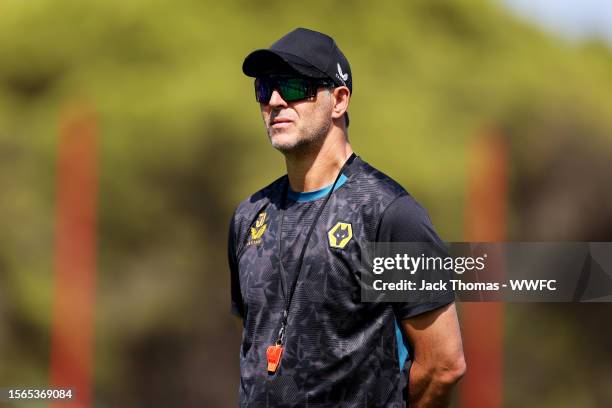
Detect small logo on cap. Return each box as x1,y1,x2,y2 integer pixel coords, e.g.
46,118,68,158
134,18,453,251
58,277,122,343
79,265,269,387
337,63,349,82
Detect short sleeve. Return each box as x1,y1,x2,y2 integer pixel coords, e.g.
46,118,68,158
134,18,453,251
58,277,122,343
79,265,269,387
228,213,245,318
375,194,455,320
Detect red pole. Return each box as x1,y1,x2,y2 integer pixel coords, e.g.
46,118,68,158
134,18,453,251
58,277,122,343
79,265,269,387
49,101,98,408
459,130,507,408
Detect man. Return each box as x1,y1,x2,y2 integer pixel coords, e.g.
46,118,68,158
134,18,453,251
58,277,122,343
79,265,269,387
228,28,465,407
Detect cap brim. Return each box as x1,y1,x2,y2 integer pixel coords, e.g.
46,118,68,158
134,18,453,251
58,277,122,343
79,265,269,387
242,49,328,79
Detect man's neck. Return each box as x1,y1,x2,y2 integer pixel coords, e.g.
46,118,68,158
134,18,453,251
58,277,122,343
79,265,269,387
284,131,353,193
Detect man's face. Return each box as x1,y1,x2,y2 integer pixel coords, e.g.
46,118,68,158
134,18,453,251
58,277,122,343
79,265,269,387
258,77,334,154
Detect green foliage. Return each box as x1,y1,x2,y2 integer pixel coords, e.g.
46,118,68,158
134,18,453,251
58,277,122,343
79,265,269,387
1,0,611,405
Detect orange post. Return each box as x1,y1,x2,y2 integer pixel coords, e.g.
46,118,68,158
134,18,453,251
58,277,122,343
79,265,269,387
459,130,507,408
49,101,98,408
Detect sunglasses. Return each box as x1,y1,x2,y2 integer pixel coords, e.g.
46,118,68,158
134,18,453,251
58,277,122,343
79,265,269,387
254,76,335,104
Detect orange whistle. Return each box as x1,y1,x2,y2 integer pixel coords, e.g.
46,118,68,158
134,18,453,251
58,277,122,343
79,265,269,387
266,345,284,373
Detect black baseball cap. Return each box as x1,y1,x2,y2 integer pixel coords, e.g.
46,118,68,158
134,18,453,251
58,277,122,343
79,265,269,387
242,28,353,93
243,28,352,94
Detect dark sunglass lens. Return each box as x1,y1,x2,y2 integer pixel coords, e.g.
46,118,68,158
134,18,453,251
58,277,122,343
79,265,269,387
254,78,272,103
255,77,327,103
277,78,308,102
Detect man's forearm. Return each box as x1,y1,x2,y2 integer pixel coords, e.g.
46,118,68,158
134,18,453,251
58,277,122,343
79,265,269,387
408,359,462,408
401,303,465,407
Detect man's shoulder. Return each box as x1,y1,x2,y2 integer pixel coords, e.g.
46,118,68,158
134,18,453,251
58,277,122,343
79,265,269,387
350,157,408,202
232,175,285,221
354,159,441,242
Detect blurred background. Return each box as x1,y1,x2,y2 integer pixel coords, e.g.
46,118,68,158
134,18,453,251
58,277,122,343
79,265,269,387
1,0,611,406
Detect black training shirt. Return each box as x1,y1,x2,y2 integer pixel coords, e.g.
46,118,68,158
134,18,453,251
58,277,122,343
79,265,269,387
228,155,454,407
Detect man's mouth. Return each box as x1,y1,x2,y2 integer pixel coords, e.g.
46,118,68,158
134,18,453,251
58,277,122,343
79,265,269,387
271,117,293,128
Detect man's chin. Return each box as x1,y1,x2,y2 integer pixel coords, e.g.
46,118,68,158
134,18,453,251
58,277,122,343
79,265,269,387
271,140,300,154
268,129,324,154
269,132,300,152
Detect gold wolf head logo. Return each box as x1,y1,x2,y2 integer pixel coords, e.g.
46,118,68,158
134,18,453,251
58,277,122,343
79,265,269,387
327,222,353,249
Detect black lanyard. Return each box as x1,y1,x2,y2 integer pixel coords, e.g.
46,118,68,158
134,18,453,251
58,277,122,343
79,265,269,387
274,153,356,346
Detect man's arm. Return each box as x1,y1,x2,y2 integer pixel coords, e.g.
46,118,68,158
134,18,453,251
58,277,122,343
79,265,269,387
228,212,245,327
401,302,465,408
375,194,465,404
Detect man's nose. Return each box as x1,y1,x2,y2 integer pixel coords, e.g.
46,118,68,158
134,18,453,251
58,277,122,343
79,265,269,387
268,89,288,107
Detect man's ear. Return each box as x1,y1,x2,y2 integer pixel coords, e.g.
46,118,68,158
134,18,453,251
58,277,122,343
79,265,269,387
331,87,350,120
